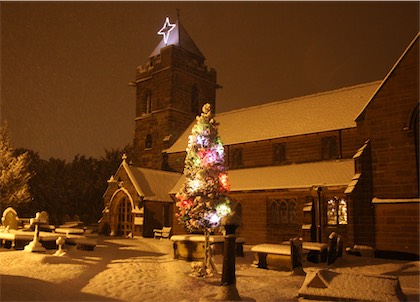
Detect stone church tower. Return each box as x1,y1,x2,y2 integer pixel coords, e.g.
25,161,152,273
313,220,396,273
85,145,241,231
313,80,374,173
132,17,218,169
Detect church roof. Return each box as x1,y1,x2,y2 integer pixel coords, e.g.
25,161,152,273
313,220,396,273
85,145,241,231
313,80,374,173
170,159,354,194
166,81,381,153
149,20,204,59
122,162,180,202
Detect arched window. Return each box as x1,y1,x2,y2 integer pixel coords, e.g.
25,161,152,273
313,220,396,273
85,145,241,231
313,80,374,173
269,201,279,225
191,85,199,114
268,199,298,225
144,91,152,114
289,199,297,224
327,196,347,225
145,134,152,149
279,200,288,224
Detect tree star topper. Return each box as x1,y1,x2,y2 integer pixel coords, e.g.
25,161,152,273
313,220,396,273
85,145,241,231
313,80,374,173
158,17,176,45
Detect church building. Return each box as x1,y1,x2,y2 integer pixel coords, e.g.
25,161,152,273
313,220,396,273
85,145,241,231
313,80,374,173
100,16,419,257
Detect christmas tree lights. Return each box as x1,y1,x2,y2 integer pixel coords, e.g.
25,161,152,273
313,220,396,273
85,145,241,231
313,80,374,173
176,103,231,233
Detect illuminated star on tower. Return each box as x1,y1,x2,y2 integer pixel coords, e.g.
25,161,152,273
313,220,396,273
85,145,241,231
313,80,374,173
158,17,176,45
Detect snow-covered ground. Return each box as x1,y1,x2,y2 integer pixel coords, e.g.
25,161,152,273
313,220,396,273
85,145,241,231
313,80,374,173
0,236,418,302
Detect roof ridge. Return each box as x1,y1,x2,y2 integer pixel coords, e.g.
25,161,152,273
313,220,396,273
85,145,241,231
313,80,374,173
132,166,180,175
216,81,381,117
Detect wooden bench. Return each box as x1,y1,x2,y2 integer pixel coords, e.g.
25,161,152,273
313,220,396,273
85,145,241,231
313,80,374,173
75,238,97,251
0,230,59,250
251,239,302,271
153,227,172,239
171,234,245,261
55,227,85,235
327,232,342,265
302,241,328,263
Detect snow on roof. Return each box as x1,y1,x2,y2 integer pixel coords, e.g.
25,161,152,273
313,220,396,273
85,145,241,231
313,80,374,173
125,166,180,202
167,81,381,153
170,159,354,194
150,20,204,59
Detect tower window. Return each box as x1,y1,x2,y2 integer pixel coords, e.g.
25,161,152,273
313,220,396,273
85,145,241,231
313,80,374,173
191,85,199,114
321,136,337,160
144,91,152,114
145,134,152,149
273,143,286,164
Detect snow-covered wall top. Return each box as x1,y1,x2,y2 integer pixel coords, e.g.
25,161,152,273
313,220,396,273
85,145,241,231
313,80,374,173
170,159,354,194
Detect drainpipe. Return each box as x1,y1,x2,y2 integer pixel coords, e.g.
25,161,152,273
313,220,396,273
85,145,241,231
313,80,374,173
316,186,323,243
338,130,343,159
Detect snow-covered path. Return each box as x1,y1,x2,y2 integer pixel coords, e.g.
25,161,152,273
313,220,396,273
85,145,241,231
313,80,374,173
0,236,418,302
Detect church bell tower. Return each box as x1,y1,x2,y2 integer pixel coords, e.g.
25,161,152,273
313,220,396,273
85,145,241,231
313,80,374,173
132,16,218,169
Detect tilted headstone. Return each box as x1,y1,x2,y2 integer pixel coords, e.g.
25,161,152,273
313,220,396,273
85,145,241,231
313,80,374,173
38,211,49,224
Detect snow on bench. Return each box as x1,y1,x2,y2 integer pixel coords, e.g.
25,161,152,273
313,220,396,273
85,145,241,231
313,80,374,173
0,230,59,250
251,240,302,271
302,241,328,263
171,234,245,261
251,243,292,255
55,227,85,235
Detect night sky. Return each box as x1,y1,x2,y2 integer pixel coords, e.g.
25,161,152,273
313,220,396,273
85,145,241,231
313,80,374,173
1,2,418,161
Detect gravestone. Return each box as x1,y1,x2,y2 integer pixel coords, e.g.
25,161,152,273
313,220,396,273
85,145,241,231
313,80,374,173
299,269,406,301
2,208,19,230
38,211,49,224
23,212,46,253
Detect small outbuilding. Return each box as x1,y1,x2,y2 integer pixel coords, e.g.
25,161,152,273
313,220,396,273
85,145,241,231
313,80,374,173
100,155,180,237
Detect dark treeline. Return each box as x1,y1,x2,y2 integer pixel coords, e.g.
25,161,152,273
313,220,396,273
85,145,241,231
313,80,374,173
13,145,133,225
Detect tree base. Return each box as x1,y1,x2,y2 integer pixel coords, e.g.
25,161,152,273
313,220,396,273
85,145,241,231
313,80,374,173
190,261,215,278
200,284,256,302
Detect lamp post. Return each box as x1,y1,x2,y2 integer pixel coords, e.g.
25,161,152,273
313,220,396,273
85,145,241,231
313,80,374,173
216,213,242,301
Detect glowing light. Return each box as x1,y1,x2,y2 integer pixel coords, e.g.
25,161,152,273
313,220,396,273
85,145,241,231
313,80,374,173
209,213,220,224
189,179,203,191
196,135,209,147
218,173,230,191
204,212,221,227
179,198,192,208
216,202,231,217
158,17,176,45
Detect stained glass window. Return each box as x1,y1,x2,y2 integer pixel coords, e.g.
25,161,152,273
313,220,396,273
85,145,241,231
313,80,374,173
327,196,347,225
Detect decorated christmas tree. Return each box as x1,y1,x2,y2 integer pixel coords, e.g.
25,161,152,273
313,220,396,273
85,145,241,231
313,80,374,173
176,103,231,275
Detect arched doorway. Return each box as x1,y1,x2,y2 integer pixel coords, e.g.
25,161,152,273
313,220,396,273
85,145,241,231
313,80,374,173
116,197,133,237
